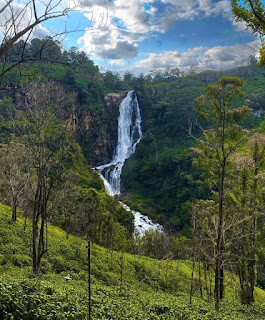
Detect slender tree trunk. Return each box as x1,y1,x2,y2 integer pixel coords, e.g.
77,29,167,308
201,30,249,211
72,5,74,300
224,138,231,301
199,259,203,298
249,213,256,304
249,170,258,304
215,164,225,312
190,257,196,305
220,239,224,300
37,216,45,273
32,215,38,273
23,215,28,231
190,216,196,305
204,263,210,300
12,196,17,222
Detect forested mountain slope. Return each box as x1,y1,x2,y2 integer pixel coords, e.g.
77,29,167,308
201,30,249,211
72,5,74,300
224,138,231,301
123,63,265,232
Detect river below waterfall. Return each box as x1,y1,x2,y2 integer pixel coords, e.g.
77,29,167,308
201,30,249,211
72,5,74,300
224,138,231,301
96,91,163,235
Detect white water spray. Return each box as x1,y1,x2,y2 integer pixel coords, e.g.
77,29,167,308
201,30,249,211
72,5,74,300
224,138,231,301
97,90,142,195
97,91,162,235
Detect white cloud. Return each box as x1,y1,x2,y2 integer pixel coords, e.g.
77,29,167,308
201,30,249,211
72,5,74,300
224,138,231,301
109,59,125,66
0,0,70,43
116,40,261,75
80,0,157,33
124,48,202,74
0,0,32,34
78,23,139,59
78,0,159,59
232,19,248,32
158,0,232,21
201,40,260,70
77,0,254,61
32,24,51,39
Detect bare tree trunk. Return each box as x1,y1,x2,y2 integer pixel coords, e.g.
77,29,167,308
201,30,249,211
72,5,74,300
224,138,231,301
199,259,203,298
249,170,258,304
190,216,196,305
32,215,38,273
215,164,225,312
37,216,45,273
204,263,210,300
11,195,17,222
249,214,256,304
190,257,196,305
23,215,28,231
220,239,224,300
117,252,125,292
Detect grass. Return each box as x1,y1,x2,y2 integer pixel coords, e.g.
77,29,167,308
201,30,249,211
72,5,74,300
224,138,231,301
0,203,265,319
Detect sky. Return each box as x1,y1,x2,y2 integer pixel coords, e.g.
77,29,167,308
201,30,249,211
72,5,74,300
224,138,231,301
68,0,262,75
2,0,263,75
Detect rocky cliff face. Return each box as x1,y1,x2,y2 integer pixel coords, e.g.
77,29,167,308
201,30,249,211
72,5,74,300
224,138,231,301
94,92,127,165
73,92,127,166
104,92,126,107
7,87,127,167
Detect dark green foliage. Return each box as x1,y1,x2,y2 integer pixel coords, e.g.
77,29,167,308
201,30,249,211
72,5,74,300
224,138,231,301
123,64,265,233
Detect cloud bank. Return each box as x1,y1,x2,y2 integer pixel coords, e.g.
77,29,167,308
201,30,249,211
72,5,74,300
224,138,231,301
119,40,260,75
76,0,256,73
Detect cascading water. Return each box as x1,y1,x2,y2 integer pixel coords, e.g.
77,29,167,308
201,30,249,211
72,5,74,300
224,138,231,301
97,91,163,235
97,90,142,195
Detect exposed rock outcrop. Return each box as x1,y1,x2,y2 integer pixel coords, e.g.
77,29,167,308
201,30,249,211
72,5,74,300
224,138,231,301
75,92,128,166
104,92,127,107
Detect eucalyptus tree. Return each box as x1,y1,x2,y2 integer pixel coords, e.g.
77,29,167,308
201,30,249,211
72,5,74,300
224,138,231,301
0,141,29,221
225,133,265,304
22,80,73,273
193,76,252,312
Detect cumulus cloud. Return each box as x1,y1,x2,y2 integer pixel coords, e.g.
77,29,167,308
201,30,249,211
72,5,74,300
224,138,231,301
0,0,31,32
78,23,139,59
32,24,51,39
80,0,157,33
158,0,232,22
200,40,260,70
125,48,203,74
117,40,261,75
78,0,159,59
109,59,125,66
77,0,254,61
97,41,138,60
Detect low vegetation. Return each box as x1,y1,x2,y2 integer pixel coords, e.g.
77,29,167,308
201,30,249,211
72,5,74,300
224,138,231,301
0,203,265,319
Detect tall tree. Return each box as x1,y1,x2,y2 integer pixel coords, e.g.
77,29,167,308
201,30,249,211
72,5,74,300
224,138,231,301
194,76,252,311
226,133,265,304
0,141,29,221
22,80,73,273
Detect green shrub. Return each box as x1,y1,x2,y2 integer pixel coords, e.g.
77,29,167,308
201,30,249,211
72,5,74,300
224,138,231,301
11,254,31,267
0,254,7,265
41,259,52,274
49,256,68,273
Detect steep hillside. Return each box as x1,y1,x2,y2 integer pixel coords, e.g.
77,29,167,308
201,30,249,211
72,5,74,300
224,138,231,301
122,64,265,232
1,203,265,319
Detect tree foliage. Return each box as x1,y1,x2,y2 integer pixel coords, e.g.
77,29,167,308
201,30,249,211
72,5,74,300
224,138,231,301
193,76,252,311
232,0,265,65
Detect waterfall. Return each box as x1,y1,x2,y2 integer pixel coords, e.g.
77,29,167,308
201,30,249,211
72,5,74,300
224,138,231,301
97,90,142,195
97,91,163,235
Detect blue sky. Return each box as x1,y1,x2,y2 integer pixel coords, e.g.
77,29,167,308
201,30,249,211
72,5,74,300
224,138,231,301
42,0,261,75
